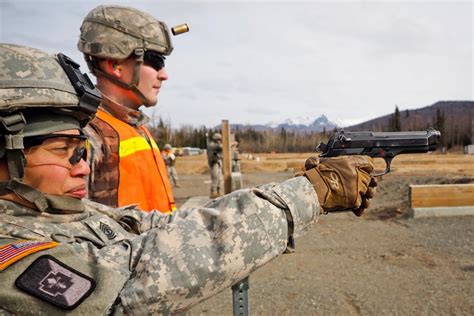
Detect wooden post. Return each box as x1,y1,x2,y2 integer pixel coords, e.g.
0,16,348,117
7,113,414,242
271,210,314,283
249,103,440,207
222,120,232,194
222,120,250,315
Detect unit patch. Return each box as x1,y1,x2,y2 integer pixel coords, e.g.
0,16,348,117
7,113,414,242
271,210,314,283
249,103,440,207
15,255,96,310
0,240,58,271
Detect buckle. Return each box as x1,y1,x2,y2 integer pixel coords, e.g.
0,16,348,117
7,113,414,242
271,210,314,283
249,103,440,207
0,113,26,133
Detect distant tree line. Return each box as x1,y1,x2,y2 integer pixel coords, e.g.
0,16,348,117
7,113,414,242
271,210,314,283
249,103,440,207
388,106,472,149
148,117,210,149
147,117,330,153
148,106,472,153
233,127,329,153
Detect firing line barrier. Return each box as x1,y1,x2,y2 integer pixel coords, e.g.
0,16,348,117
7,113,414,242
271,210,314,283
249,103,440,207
409,184,474,218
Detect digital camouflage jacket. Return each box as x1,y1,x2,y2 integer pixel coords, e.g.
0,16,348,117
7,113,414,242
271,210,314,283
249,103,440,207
0,176,319,315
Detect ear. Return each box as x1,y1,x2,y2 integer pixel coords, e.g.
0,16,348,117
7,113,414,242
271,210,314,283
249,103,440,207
102,60,123,78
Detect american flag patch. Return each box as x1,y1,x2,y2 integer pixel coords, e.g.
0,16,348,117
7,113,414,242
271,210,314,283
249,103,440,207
0,240,58,271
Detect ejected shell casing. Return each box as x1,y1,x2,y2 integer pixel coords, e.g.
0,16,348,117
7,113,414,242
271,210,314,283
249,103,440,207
171,23,189,36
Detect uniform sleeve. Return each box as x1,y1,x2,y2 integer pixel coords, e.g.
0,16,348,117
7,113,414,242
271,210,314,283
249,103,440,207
113,176,320,314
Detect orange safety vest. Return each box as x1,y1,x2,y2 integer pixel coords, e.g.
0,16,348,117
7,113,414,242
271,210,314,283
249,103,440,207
93,109,176,213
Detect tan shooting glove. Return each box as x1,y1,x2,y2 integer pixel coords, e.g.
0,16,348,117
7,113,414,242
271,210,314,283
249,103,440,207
303,156,377,216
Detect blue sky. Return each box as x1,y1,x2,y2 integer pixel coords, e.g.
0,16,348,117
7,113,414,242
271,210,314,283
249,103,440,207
1,0,472,128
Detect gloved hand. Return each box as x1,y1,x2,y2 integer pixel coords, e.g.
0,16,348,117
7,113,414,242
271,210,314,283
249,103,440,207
303,156,377,216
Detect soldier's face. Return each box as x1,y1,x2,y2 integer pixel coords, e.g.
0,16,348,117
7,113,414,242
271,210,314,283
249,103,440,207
138,63,168,107
121,58,168,108
23,130,90,199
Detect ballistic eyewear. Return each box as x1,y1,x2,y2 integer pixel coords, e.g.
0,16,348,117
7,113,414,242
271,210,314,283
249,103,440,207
24,134,89,165
144,51,166,72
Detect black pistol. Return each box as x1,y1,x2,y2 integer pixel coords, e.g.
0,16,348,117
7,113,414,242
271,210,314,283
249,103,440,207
317,128,441,176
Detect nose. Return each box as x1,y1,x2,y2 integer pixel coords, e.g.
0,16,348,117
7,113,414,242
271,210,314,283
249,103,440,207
70,158,90,178
158,68,168,81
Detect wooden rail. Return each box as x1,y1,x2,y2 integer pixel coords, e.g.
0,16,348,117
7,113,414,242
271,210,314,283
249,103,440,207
409,184,474,218
409,184,474,208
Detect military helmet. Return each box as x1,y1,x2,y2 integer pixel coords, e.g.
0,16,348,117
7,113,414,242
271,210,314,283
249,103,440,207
0,44,100,130
212,133,222,141
0,43,101,213
78,5,173,60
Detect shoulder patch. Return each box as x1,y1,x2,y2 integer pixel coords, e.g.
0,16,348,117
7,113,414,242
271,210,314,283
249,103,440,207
0,240,58,271
15,255,96,310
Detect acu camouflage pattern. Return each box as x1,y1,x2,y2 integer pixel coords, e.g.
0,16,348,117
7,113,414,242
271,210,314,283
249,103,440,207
0,176,320,314
78,5,173,60
207,140,224,194
207,140,223,166
0,44,79,113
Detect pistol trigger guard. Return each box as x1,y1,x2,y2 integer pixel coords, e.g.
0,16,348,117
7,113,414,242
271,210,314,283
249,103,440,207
371,157,393,177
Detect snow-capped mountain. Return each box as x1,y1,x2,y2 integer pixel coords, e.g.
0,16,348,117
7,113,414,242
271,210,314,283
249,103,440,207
230,115,338,133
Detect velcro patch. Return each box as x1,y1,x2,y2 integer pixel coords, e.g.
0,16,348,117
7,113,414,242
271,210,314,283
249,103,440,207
0,240,58,271
15,255,96,310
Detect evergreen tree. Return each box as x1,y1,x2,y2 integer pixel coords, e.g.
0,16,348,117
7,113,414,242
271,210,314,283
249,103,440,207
389,105,401,131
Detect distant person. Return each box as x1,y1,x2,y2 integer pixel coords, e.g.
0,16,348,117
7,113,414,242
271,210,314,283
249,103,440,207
162,144,181,188
207,133,224,198
78,5,180,212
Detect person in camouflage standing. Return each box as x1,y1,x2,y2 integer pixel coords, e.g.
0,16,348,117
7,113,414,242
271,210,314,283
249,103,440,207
77,5,185,213
162,144,180,188
207,132,224,198
0,44,377,314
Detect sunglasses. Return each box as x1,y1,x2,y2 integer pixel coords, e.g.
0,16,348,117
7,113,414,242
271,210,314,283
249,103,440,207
24,134,89,166
143,51,166,72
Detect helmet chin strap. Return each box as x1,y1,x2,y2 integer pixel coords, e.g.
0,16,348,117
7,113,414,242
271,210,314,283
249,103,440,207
85,49,155,107
0,116,85,214
0,179,84,214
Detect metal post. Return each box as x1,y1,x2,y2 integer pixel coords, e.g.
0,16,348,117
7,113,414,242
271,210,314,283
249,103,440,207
232,277,250,316
222,120,250,315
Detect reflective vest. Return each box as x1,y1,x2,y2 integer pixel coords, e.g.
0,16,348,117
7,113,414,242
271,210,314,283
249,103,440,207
88,109,176,213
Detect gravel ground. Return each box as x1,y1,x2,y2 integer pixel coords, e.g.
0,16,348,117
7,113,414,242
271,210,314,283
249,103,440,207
172,172,474,315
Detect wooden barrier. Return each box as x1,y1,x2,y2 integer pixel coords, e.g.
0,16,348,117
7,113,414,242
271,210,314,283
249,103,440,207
409,184,474,218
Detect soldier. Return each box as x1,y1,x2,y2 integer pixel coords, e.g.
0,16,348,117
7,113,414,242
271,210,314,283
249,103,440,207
162,144,180,188
77,5,180,212
0,44,376,314
207,132,224,198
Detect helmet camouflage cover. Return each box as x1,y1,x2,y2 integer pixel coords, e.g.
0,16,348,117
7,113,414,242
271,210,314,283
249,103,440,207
78,5,173,60
1,45,81,113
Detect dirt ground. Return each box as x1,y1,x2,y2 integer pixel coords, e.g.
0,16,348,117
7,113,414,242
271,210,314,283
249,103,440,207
171,153,474,315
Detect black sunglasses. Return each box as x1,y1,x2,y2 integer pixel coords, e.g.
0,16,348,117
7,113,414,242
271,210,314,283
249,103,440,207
143,51,166,72
24,134,89,165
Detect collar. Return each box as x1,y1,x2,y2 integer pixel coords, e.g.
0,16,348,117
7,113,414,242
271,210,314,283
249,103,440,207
99,92,150,127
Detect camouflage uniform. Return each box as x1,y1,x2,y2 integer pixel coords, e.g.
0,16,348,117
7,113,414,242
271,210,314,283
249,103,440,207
0,29,377,316
0,42,322,315
162,145,179,187
1,177,320,314
78,5,180,211
207,136,224,197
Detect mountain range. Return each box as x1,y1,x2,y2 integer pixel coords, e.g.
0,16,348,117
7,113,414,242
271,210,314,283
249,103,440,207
231,114,337,133
230,101,474,136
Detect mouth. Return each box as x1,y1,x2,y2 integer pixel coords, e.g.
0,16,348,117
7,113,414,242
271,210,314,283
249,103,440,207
66,185,87,199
